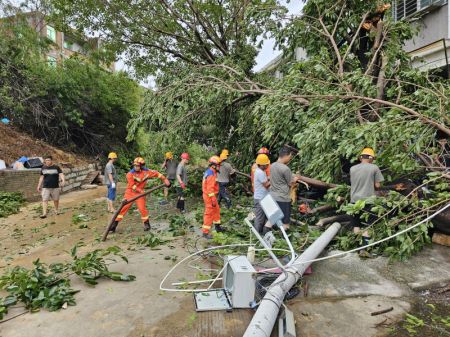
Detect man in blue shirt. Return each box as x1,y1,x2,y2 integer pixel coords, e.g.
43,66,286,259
253,154,271,233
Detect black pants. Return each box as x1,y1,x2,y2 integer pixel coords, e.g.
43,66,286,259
218,182,231,209
352,205,377,228
176,187,185,211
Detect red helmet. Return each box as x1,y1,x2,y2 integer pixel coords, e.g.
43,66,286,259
181,152,190,160
208,155,221,165
257,147,270,155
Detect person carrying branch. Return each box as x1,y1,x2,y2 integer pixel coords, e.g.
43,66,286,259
109,157,170,233
202,155,225,239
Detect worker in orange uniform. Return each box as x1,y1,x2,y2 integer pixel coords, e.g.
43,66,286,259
202,155,225,239
251,147,271,191
109,157,171,233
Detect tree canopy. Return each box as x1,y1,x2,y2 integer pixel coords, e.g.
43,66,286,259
49,0,287,76
0,6,141,155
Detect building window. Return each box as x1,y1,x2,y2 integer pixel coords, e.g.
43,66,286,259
394,0,447,20
63,40,73,50
47,25,56,42
47,56,57,67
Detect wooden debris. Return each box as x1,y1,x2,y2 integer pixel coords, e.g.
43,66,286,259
432,233,450,247
371,307,393,316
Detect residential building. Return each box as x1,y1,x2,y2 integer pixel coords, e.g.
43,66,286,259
260,2,449,77
5,11,114,71
393,0,449,76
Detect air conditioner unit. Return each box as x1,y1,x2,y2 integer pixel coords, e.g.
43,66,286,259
222,255,256,308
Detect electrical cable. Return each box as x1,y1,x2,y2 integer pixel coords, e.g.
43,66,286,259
262,202,450,272
160,202,449,293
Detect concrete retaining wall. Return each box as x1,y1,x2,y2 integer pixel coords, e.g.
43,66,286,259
0,163,99,201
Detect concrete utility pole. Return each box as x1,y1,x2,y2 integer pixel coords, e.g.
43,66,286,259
243,222,342,337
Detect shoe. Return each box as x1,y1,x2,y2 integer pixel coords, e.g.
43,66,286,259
40,214,47,219
263,231,276,248
358,250,375,258
109,221,119,233
180,209,186,214
143,221,151,231
214,224,226,233
202,233,213,239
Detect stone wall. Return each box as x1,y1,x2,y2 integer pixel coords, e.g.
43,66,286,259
0,163,99,201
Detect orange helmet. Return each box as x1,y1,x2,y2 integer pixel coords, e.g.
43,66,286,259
257,147,270,155
181,152,190,160
133,157,145,166
208,155,221,166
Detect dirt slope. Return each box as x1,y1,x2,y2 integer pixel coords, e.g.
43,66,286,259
0,124,90,166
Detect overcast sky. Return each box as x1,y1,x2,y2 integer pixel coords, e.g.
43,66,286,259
253,0,304,71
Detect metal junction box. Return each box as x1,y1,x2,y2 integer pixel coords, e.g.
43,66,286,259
222,256,256,308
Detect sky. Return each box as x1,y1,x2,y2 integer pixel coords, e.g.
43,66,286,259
253,1,304,71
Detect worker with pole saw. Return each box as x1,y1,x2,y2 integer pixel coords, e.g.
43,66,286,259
202,155,226,239
108,157,170,233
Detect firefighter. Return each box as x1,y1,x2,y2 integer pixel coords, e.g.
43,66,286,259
251,147,271,191
202,155,225,239
109,157,170,233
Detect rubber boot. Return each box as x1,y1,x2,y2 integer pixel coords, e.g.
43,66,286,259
214,224,226,233
225,197,232,209
202,232,213,239
143,220,151,231
109,221,119,233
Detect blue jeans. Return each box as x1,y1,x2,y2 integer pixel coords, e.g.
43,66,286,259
107,184,116,201
218,182,231,209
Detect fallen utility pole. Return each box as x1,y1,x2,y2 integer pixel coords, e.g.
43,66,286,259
102,184,165,241
243,222,341,337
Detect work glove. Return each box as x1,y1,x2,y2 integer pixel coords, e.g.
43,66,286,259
132,184,137,192
211,196,217,208
180,182,186,190
164,179,171,187
111,182,116,189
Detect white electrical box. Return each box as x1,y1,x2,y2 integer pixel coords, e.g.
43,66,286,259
223,256,256,308
260,194,284,225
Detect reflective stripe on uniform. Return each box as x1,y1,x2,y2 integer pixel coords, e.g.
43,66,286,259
208,193,215,197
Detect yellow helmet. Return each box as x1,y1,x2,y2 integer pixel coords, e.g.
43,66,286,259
256,154,270,166
165,152,173,159
108,152,118,159
219,153,228,161
361,147,376,158
221,149,229,156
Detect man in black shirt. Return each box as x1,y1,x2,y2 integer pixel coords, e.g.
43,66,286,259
37,155,65,218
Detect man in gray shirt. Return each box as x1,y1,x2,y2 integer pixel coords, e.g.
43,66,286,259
161,152,178,205
176,152,190,213
350,147,384,256
104,152,118,213
264,147,300,234
217,151,235,209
